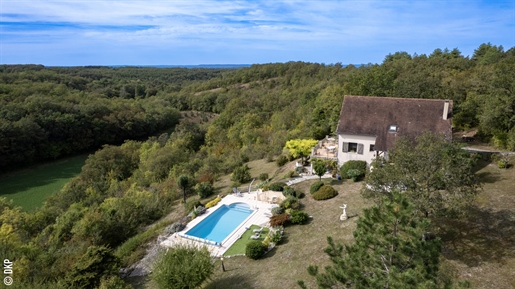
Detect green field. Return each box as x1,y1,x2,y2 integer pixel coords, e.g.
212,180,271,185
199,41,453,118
0,154,89,211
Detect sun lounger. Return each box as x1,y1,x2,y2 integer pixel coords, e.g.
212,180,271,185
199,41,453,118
232,187,243,197
253,227,263,233
250,233,260,240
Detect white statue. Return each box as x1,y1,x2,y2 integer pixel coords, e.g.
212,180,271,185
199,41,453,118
339,204,348,221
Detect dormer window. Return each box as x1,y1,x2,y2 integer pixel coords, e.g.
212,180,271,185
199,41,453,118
388,125,398,132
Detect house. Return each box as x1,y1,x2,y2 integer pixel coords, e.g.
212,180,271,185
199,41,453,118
336,95,452,165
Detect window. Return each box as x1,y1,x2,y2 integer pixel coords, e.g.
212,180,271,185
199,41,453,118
349,142,358,152
370,144,375,152
389,125,398,132
342,142,364,155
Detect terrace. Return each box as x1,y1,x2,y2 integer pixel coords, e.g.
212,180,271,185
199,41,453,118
311,136,338,161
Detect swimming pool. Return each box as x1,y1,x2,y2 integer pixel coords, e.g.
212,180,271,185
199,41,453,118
184,203,254,244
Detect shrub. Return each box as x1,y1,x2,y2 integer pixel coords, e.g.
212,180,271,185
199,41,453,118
205,197,221,208
310,181,325,194
270,230,283,244
312,185,338,201
276,155,289,167
347,169,362,182
280,196,300,210
498,159,508,169
340,160,367,180
258,173,269,181
283,186,305,199
231,164,252,183
164,222,185,234
269,182,287,191
246,240,266,259
271,206,285,215
269,213,290,227
195,182,214,198
290,210,309,225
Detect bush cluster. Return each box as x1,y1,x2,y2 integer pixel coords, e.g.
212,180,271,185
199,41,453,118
258,173,269,181
269,230,283,244
290,210,309,224
269,182,287,191
195,182,214,198
231,164,252,183
275,155,289,167
310,181,325,194
280,196,300,210
282,186,305,199
269,213,290,227
312,185,338,200
246,240,266,259
164,222,185,234
271,206,285,216
340,160,367,180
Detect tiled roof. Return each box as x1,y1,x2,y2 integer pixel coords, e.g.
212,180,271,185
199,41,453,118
336,96,452,151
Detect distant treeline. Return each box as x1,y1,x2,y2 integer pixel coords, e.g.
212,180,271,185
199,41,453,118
1,43,514,173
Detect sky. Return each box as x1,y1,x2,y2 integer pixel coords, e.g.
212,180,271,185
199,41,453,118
0,0,514,66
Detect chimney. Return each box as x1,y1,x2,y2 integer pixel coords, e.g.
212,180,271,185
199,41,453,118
443,100,449,120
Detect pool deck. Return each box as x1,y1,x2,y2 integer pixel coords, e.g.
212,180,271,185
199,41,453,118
160,192,278,257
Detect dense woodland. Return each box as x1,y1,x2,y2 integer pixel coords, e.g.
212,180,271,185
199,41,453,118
0,43,514,288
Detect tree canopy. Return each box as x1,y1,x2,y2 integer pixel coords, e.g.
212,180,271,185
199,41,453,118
285,139,318,163
363,133,481,217
152,245,214,289
299,192,443,289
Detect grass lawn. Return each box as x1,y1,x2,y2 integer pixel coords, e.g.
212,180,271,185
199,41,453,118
224,225,270,257
134,156,515,289
204,158,515,289
0,154,88,211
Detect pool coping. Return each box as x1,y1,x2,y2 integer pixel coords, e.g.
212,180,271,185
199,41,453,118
161,192,277,257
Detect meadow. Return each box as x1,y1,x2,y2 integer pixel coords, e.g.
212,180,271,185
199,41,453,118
0,154,88,211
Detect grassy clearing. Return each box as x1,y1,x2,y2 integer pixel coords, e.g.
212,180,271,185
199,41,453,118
0,154,88,211
224,225,270,257
436,157,515,289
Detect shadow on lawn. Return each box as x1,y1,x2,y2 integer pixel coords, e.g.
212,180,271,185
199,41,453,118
204,274,254,289
438,206,515,267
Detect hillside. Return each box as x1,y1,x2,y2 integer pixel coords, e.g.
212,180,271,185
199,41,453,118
0,43,514,288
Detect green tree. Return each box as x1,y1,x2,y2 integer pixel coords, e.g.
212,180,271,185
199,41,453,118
312,159,327,181
284,139,318,164
363,133,480,217
177,175,192,204
298,192,442,289
231,164,252,183
152,245,214,289
62,245,120,289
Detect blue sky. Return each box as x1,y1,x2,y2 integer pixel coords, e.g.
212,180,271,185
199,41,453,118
1,0,513,66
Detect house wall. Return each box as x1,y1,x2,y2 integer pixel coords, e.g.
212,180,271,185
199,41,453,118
337,134,377,165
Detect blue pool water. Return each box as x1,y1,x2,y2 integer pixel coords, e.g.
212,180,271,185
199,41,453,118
184,203,254,244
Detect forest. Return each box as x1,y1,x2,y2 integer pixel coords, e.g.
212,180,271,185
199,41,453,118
0,42,514,288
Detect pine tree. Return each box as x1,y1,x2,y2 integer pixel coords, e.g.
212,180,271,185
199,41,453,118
298,192,442,289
